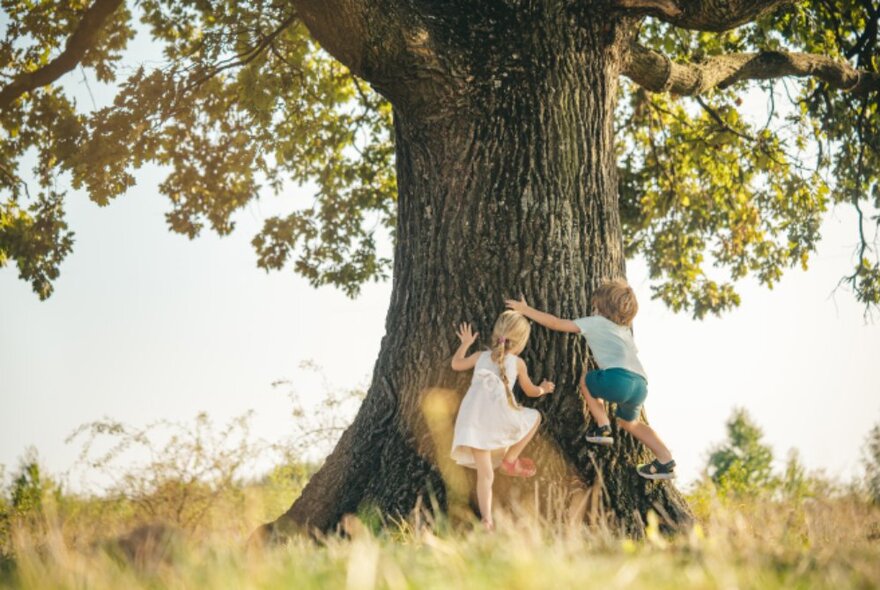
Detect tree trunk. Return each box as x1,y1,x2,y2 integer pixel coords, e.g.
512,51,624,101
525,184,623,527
258,3,691,541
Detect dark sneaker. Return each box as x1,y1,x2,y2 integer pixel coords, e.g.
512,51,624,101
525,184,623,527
585,424,614,446
637,459,676,480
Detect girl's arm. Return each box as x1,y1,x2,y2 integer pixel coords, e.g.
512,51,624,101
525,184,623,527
451,322,482,371
515,358,555,398
505,296,580,333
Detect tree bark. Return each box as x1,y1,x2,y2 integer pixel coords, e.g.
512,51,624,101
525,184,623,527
623,42,880,95
615,0,795,32
257,2,692,541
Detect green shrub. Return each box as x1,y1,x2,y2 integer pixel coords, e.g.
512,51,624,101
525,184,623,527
707,408,777,497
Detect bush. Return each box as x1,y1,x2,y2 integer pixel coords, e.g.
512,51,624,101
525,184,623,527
865,420,880,504
707,408,777,497
66,412,265,533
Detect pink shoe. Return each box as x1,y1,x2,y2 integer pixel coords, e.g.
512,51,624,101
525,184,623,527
500,457,536,478
518,457,536,471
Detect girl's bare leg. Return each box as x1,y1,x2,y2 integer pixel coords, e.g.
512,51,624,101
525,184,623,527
502,413,541,464
472,448,495,529
580,378,610,426
617,419,673,463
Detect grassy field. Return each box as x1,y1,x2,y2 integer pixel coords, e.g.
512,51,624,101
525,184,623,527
2,482,879,590
2,408,878,589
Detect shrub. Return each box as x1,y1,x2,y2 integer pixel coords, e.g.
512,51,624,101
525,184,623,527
865,420,880,504
707,408,777,497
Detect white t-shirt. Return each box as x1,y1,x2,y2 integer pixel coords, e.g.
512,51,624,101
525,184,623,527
573,315,647,380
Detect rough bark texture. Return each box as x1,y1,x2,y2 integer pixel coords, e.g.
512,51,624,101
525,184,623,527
253,1,693,542
623,42,880,95
615,0,795,32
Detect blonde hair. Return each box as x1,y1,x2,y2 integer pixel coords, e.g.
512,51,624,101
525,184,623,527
592,278,639,327
489,311,531,410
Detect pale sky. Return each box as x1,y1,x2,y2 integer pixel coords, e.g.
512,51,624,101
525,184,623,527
1,21,879,488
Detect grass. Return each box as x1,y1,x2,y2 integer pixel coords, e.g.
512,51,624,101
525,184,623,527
2,484,879,590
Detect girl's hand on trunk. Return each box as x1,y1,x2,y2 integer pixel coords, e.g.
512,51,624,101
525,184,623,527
539,380,555,395
456,322,478,347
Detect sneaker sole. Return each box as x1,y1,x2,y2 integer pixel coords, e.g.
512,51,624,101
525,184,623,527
637,472,676,481
585,436,614,445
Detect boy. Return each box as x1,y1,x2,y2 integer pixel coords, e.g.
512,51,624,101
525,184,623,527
505,279,676,480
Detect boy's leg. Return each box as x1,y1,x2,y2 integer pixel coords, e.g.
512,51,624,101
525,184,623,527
580,370,610,426
617,419,673,464
503,413,541,464
472,448,495,528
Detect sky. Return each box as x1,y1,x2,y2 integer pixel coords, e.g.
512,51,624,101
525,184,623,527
1,21,879,490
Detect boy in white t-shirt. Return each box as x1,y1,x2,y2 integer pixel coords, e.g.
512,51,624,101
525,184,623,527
506,279,676,480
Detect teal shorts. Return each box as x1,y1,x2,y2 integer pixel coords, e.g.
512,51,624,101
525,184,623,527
584,368,648,422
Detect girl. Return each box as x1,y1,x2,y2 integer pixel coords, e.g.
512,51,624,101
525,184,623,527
450,310,555,530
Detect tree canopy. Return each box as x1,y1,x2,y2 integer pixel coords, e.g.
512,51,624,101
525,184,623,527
1,0,878,316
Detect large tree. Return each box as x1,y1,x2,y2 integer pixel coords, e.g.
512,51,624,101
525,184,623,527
2,0,878,536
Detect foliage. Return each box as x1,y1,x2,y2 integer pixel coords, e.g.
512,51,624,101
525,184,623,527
780,449,813,501
271,359,366,462
1,1,878,316
65,411,268,531
706,408,777,496
0,365,356,565
700,409,831,503
864,418,880,504
53,362,358,532
618,0,880,316
1,0,394,298
0,449,62,565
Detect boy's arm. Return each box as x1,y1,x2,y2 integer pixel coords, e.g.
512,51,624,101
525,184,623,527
505,296,581,333
515,358,555,398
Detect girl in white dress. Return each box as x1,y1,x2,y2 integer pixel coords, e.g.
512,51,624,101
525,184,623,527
450,310,555,530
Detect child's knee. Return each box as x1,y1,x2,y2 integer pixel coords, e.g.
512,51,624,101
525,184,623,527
478,469,494,485
617,418,637,432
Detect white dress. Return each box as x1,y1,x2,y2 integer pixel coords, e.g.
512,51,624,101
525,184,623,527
450,351,541,469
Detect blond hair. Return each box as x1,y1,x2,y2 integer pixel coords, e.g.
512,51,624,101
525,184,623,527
489,311,531,409
592,278,639,327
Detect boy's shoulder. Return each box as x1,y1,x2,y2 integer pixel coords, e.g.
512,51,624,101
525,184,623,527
575,314,626,332
572,314,602,327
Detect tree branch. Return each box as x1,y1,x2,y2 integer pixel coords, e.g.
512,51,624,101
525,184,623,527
0,0,124,111
182,12,299,95
623,43,880,96
615,0,795,32
290,0,375,79
290,0,444,112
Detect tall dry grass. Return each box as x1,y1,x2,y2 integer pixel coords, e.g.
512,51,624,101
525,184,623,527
2,478,878,590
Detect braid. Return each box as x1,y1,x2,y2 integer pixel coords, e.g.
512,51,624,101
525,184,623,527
491,339,519,410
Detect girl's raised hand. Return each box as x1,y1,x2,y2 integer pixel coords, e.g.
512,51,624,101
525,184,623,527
456,322,479,347
538,380,555,395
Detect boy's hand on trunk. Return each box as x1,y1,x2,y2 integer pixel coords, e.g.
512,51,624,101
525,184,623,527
505,296,530,314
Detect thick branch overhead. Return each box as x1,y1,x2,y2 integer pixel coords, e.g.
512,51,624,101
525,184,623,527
0,0,124,110
623,43,880,95
289,0,419,105
616,0,794,32
290,0,372,78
